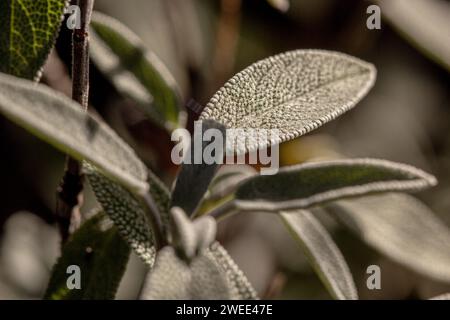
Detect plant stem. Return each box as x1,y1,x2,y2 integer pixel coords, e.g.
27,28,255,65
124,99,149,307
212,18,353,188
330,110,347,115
141,192,167,250
207,200,238,221
56,0,95,243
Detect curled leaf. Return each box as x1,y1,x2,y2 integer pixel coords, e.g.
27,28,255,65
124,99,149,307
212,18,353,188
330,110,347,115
0,72,149,193
233,158,436,212
200,50,376,153
280,210,357,300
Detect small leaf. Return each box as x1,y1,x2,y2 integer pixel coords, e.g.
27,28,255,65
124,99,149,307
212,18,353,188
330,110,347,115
171,120,226,216
85,164,156,266
44,211,130,300
0,0,67,80
205,242,258,300
233,158,436,212
90,11,182,128
280,210,358,300
200,50,376,153
0,72,149,193
140,246,232,300
327,193,450,283
377,0,450,71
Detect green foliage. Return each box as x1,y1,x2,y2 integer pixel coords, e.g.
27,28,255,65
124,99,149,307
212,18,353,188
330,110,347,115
140,246,232,300
0,0,67,80
90,11,182,129
200,50,376,153
233,158,436,212
0,72,149,193
326,193,450,283
44,211,130,300
280,210,357,300
84,164,156,266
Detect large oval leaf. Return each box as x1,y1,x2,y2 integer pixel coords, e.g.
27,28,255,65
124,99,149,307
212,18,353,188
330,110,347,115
326,193,450,283
200,50,376,153
44,211,130,300
0,72,148,193
233,158,436,212
0,0,67,80
280,210,357,300
90,11,182,129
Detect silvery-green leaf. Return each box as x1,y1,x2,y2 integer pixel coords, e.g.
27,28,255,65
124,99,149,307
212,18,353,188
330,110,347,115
327,193,450,283
377,0,450,71
233,158,436,212
90,11,182,128
140,246,231,300
205,242,258,300
170,207,217,260
430,293,450,300
0,0,67,80
280,210,357,300
200,50,376,153
171,120,226,216
85,165,155,266
0,72,149,193
207,165,257,202
45,211,130,300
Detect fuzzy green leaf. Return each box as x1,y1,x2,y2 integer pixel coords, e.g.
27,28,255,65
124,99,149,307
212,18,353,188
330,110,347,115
0,72,149,193
327,193,450,283
85,164,156,266
200,50,376,153
205,242,258,300
0,0,66,80
280,210,357,300
90,11,182,129
140,246,232,300
233,158,436,212
44,212,130,300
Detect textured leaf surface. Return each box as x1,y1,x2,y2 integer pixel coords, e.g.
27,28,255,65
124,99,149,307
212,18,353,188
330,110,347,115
280,210,357,300
85,165,156,266
90,11,181,128
377,0,450,71
140,247,231,300
0,0,66,80
171,120,226,216
45,212,130,300
327,193,450,283
234,158,436,212
0,72,148,193
205,242,258,300
200,50,376,153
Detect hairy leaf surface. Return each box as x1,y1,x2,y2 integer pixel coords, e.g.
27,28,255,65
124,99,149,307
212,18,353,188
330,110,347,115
0,0,67,80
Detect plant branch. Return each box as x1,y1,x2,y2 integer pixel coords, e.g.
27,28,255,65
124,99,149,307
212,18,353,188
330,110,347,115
56,0,95,243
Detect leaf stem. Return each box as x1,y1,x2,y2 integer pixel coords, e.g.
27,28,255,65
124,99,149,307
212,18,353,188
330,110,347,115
141,192,167,250
56,0,95,243
207,200,238,221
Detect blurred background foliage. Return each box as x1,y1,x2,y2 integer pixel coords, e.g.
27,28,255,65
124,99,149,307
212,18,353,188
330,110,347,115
0,0,449,299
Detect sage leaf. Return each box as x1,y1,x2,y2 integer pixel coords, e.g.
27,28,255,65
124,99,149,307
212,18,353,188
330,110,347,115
205,242,258,300
90,11,182,128
280,210,357,300
233,158,436,212
171,120,226,216
85,165,156,266
377,0,450,71
140,246,232,300
0,72,149,193
44,211,130,300
200,50,376,153
0,0,67,80
326,193,450,283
